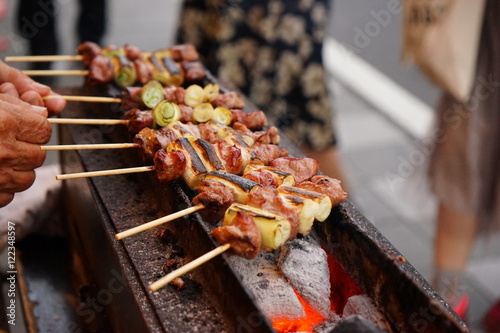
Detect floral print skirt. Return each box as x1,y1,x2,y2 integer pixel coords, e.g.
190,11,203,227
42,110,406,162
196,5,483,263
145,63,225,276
176,0,337,151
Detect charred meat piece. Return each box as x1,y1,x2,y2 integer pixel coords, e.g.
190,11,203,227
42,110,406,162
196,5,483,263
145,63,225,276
247,186,300,238
154,149,187,182
251,145,289,165
179,105,194,123
124,109,154,134
197,123,220,143
88,55,114,84
135,128,162,159
192,178,235,224
181,61,206,82
232,122,279,144
213,141,244,175
134,127,178,159
230,110,268,130
163,86,185,105
211,211,262,260
123,44,142,61
243,165,295,187
270,157,319,183
213,92,245,110
76,41,101,66
170,44,200,62
119,87,143,110
296,175,347,206
133,59,154,85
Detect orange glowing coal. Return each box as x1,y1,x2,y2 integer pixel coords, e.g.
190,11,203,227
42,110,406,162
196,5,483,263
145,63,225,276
271,287,325,333
271,252,364,332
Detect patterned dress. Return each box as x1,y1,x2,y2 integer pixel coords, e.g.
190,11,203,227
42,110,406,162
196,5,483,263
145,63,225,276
176,0,337,151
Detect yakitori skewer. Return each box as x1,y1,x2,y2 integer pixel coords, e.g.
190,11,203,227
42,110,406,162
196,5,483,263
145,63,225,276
147,198,317,291
115,170,337,241
147,162,348,293
10,41,206,87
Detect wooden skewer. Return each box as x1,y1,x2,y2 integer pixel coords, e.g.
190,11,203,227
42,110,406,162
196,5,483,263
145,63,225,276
22,69,89,76
41,143,140,151
48,118,128,125
43,95,122,103
115,204,205,240
148,243,231,292
5,55,83,62
56,166,154,180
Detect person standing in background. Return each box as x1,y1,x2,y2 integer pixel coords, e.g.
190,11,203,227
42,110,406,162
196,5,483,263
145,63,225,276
16,0,107,71
403,1,500,330
176,0,349,185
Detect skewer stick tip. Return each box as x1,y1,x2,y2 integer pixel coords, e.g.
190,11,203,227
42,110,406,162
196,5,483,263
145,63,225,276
55,166,154,180
148,243,231,292
114,204,205,240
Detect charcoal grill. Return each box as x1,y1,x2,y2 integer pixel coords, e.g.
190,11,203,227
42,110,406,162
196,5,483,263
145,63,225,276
41,80,470,333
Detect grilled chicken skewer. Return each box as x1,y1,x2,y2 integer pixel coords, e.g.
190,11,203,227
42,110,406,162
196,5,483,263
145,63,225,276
12,41,206,87
116,163,344,246
148,170,347,292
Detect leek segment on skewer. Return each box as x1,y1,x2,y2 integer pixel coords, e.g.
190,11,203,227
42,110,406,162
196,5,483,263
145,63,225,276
111,54,137,88
140,80,165,108
224,203,291,252
152,100,181,127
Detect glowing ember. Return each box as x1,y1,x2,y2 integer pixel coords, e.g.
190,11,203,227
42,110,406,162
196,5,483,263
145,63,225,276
271,250,364,332
272,287,325,333
327,251,363,314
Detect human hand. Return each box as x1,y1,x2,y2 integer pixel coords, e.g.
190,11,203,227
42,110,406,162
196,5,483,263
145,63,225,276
0,60,66,113
0,94,52,207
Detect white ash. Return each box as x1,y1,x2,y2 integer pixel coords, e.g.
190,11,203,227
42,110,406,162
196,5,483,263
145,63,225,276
343,295,391,331
278,237,332,318
227,252,305,320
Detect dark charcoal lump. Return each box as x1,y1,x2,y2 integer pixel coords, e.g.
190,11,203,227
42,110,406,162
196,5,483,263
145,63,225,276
329,315,389,333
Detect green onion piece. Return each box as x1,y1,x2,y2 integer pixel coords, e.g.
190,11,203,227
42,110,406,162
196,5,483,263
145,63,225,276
114,66,137,88
184,84,205,107
153,101,181,127
192,103,214,123
212,106,232,125
141,80,165,108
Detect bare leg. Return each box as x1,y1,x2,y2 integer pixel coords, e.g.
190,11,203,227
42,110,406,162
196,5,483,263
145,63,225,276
434,201,478,272
300,146,350,192
431,201,478,318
